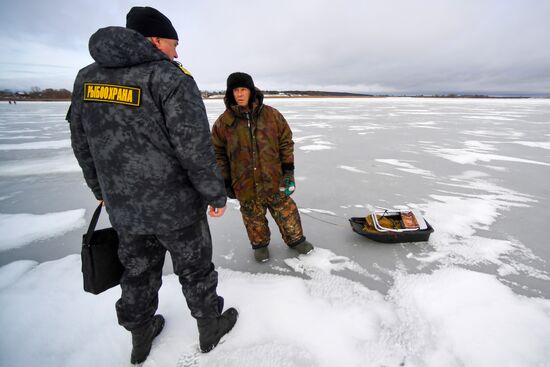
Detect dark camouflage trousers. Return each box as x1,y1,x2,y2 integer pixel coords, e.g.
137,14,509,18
239,192,304,248
115,216,220,331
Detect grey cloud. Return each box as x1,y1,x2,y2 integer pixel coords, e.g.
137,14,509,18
1,0,549,95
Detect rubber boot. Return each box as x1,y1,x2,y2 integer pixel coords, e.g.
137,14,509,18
254,247,270,262
197,308,239,353
291,240,314,255
130,314,165,364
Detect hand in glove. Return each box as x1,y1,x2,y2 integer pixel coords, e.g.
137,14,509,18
280,171,296,196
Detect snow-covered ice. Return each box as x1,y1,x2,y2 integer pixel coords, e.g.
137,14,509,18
1,253,549,367
1,98,550,366
0,139,70,150
376,158,434,177
338,165,368,174
0,154,81,176
0,209,86,251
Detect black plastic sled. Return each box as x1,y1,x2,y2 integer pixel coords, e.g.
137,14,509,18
349,209,434,244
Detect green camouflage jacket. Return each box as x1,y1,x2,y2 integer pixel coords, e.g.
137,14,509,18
212,90,294,202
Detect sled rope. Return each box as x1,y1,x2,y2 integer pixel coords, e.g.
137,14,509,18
300,210,349,228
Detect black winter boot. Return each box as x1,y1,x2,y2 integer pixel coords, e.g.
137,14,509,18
130,314,165,364
197,308,238,353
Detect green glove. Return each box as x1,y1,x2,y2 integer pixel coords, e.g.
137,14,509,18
284,177,296,196
280,173,295,196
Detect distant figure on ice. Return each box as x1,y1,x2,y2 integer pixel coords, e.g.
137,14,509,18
66,6,237,364
212,72,314,262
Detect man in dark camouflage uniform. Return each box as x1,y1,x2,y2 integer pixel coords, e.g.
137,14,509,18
67,7,237,364
212,72,314,262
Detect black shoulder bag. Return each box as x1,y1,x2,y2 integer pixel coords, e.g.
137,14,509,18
81,203,124,294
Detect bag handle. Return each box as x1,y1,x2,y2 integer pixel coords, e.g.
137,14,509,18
84,203,104,246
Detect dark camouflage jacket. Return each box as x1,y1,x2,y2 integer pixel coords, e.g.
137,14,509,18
211,91,294,202
67,26,226,234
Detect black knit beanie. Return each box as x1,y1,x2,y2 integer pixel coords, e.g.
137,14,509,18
225,72,256,107
126,7,178,40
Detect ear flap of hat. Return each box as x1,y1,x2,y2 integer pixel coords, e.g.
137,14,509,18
248,88,257,109
225,88,237,107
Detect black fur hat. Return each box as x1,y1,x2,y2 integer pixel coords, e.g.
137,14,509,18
225,72,256,107
126,7,178,40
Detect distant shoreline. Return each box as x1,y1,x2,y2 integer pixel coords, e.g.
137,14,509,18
205,95,541,100
2,88,549,101
1,95,547,102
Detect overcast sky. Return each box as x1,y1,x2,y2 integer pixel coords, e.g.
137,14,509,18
1,0,549,95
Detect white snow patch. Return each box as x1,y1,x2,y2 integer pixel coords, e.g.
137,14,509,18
338,165,367,174
0,135,40,140
376,159,434,177
452,170,489,180
0,154,81,176
463,115,517,121
299,145,333,151
295,135,334,151
0,209,86,251
284,247,377,279
425,144,550,166
512,141,550,150
1,255,549,366
222,249,235,261
0,129,41,134
0,139,71,150
299,208,337,216
293,134,324,143
406,121,441,129
387,268,550,367
376,171,400,177
464,140,497,151
348,125,385,132
0,192,20,201
0,260,38,290
409,175,547,279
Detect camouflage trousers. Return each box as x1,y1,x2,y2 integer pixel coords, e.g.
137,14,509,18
239,192,305,248
115,216,220,331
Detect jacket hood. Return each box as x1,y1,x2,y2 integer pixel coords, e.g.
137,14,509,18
89,26,168,67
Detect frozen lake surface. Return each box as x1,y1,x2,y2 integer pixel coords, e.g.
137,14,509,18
1,98,550,366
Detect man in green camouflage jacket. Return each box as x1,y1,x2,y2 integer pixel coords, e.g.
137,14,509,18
212,72,314,262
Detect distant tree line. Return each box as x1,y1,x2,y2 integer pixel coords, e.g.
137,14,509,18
1,87,71,101
4,88,365,101
413,93,491,98
201,90,373,98
2,88,535,102
262,90,372,97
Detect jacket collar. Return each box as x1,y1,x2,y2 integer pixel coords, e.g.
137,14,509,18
89,26,168,68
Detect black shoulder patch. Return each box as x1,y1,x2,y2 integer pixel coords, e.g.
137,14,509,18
171,61,193,78
83,83,141,107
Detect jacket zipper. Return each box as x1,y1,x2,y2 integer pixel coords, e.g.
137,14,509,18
246,112,259,191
